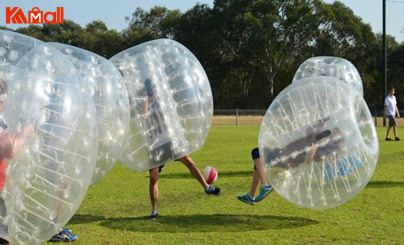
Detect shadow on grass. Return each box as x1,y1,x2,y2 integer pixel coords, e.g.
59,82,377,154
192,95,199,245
158,170,252,180
69,214,317,232
366,180,404,188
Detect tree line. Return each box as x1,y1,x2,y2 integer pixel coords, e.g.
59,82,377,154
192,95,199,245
2,0,403,110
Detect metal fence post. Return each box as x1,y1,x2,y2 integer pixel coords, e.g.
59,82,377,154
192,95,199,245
236,108,239,126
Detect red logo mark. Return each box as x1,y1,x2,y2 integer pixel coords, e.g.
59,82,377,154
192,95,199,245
6,7,64,24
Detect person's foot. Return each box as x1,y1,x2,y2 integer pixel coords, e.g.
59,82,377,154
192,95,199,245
255,185,273,202
395,137,401,141
205,186,221,195
48,231,78,242
149,210,158,220
237,193,254,205
61,227,72,235
386,138,393,141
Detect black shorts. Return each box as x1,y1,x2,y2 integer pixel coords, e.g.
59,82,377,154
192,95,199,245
150,156,186,173
251,148,260,170
251,148,260,160
388,115,397,126
149,164,165,173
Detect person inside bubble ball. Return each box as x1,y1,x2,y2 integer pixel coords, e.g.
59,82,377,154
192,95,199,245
141,78,175,166
0,78,34,245
40,88,78,243
141,78,221,220
237,147,273,205
236,121,343,206
265,119,344,170
384,87,400,141
0,79,75,244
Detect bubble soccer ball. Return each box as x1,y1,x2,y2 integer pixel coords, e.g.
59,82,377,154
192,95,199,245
293,56,363,96
203,166,218,184
0,30,98,244
49,42,130,185
259,77,378,209
110,39,213,172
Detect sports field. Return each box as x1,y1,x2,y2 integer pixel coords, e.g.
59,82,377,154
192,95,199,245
56,122,404,244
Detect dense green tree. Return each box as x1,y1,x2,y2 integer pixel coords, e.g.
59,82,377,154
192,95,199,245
386,41,404,109
1,0,402,110
122,6,182,50
310,1,382,109
167,4,229,107
126,0,404,109
16,20,121,58
80,21,123,58
15,25,44,40
196,0,327,108
17,20,84,44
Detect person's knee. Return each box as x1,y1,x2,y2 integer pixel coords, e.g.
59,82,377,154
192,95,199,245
149,169,159,184
179,156,194,167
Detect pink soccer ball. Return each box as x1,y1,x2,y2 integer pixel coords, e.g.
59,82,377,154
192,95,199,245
203,166,218,184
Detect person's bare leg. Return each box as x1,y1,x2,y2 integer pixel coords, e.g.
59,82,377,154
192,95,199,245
178,155,208,189
248,170,260,197
386,126,392,139
254,158,272,202
254,158,269,185
393,125,399,138
149,167,159,212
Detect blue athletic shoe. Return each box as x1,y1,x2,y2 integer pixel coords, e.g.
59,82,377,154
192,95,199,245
61,227,71,235
255,185,272,202
48,231,78,242
237,193,254,205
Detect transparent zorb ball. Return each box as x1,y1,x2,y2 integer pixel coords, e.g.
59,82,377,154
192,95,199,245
49,42,130,184
293,56,363,96
110,39,213,171
0,30,98,244
259,77,378,209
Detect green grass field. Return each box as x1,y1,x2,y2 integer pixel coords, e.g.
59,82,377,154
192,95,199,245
55,126,404,245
